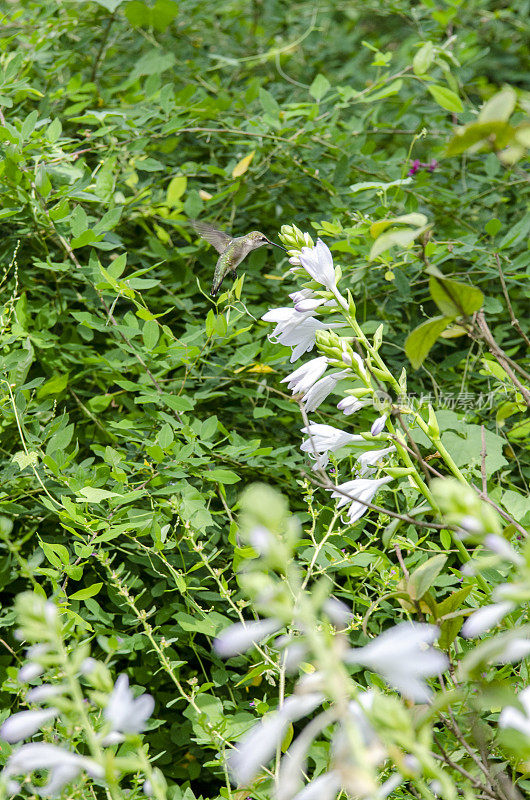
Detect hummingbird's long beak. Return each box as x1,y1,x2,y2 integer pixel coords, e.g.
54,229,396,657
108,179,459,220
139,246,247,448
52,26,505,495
266,238,287,252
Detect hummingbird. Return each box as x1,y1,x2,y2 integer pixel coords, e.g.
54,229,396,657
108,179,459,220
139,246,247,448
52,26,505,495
191,220,286,297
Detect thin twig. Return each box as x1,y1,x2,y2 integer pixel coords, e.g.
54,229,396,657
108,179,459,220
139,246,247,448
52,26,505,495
495,254,530,348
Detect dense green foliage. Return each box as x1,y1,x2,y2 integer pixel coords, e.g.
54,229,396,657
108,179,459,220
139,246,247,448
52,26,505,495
0,1,529,799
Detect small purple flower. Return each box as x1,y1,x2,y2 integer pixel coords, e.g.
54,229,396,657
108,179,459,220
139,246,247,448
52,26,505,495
427,159,438,173
249,700,256,708
408,159,421,176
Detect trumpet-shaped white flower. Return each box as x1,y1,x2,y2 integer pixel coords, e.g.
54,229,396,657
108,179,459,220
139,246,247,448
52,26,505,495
484,534,524,565
499,687,530,738
1,709,58,744
214,618,281,658
301,424,363,469
263,307,337,363
461,601,514,638
291,772,341,800
371,414,388,436
345,622,448,702
104,674,154,735
337,396,366,416
356,446,395,477
282,357,329,395
302,375,338,412
2,742,103,798
228,693,323,785
299,239,336,290
329,476,393,524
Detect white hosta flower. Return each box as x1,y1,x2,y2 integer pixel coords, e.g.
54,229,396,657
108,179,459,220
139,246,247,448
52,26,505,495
26,685,64,703
329,476,393,524
214,618,281,658
300,424,363,465
302,375,337,412
323,597,352,626
248,525,274,556
370,414,388,436
496,638,530,664
462,601,514,638
289,289,314,304
228,693,323,785
0,708,58,744
356,446,395,477
18,663,44,683
484,534,524,565
499,687,530,738
263,307,337,363
337,396,366,416
301,371,349,413
345,622,448,702
291,772,341,800
299,239,336,290
2,742,103,798
104,674,154,735
282,357,329,395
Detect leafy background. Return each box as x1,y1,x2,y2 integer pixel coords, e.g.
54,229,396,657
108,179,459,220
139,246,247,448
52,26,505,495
0,0,529,797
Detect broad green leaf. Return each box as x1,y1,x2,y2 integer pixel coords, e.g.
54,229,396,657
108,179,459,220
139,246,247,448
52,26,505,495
408,554,447,600
309,74,331,101
143,319,159,349
204,468,241,484
427,84,463,113
445,121,513,156
369,227,422,260
70,583,104,600
167,175,187,205
413,41,434,75
428,275,484,317
77,487,120,503
37,373,69,398
405,316,452,369
478,87,516,123
13,451,39,470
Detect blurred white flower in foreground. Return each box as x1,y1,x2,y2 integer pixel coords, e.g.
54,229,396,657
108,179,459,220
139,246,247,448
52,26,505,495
282,357,328,395
346,622,447,702
2,742,103,797
329,476,393,524
1,708,58,744
499,687,530,738
228,693,323,785
462,601,514,638
299,239,336,290
104,674,154,738
214,618,281,658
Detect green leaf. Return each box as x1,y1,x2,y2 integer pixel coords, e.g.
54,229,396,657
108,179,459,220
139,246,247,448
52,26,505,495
37,373,69,398
369,227,422,261
77,487,120,503
405,316,452,369
309,74,331,101
142,319,159,349
445,121,513,156
408,554,447,600
478,87,516,123
427,84,463,113
428,274,484,317
167,175,187,205
70,582,104,600
13,451,39,470
204,468,241,484
413,41,434,75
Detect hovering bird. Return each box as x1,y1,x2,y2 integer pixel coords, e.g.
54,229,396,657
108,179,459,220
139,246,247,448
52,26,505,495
191,220,286,297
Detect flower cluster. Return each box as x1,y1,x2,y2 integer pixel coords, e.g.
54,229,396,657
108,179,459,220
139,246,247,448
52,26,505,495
263,226,396,525
0,593,156,798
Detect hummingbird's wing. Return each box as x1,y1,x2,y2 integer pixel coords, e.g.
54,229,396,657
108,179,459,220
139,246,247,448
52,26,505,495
191,221,231,254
